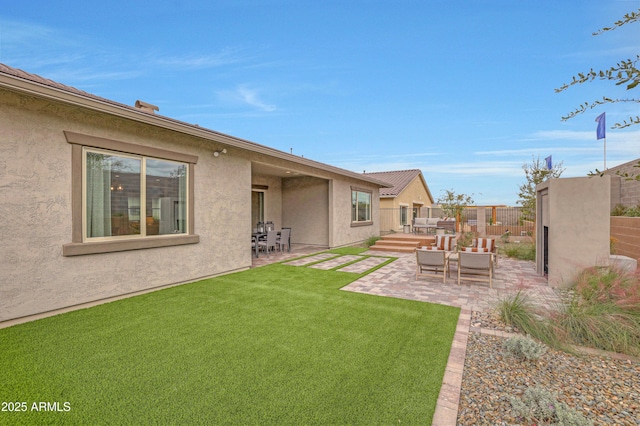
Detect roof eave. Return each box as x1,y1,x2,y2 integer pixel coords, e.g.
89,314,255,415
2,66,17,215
0,72,391,188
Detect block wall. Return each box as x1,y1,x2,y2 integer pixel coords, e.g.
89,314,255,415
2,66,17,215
610,216,640,263
606,159,640,208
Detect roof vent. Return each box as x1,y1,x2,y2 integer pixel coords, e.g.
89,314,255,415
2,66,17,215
134,100,159,114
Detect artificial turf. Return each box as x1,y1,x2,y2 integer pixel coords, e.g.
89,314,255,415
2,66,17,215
0,262,460,425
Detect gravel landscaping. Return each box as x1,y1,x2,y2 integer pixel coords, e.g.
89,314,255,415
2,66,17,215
458,311,640,425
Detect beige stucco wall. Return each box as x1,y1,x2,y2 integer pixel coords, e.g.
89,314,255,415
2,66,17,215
536,177,610,288
379,176,431,232
282,176,329,246
390,177,432,210
0,88,254,322
329,179,380,247
0,88,385,323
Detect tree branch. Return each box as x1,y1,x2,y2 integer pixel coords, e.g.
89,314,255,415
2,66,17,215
592,9,640,35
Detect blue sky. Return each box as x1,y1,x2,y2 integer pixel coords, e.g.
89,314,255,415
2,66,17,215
1,0,638,205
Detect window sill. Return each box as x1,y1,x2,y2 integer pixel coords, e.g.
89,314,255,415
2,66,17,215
63,234,199,256
350,221,373,227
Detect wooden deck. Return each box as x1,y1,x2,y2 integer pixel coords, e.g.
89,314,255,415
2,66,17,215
370,233,436,253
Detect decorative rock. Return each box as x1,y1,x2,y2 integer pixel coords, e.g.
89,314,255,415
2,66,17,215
457,311,640,425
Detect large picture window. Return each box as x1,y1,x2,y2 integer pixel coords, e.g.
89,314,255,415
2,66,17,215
351,189,372,224
63,131,199,256
84,149,187,239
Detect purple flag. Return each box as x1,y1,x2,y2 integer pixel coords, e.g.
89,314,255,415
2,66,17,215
545,155,552,170
595,112,606,140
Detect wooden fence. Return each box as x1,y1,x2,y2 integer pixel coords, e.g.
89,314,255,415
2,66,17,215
380,206,535,236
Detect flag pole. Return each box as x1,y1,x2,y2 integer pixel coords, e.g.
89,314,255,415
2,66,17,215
604,137,607,170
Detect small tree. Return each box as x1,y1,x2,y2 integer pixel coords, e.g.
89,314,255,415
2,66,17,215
517,156,565,220
437,189,474,232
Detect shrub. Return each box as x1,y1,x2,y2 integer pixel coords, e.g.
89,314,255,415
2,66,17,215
510,386,593,426
500,230,511,244
611,203,627,216
456,231,475,249
496,268,640,357
501,243,535,261
503,335,547,361
496,291,562,349
551,267,640,356
365,236,380,247
496,291,542,336
612,203,640,217
625,205,640,217
573,266,640,311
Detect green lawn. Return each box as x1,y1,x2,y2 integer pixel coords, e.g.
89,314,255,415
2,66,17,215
0,259,460,425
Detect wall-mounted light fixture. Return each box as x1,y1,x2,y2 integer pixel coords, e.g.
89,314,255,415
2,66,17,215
213,148,227,157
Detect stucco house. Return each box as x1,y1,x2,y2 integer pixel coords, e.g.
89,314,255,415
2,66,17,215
0,63,389,324
363,169,434,232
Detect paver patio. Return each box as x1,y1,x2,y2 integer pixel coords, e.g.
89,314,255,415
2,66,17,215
343,249,559,313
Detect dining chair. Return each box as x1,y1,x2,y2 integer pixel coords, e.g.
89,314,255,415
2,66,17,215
276,228,291,253
257,230,278,257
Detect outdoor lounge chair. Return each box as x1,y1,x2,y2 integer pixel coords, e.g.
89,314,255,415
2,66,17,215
457,251,493,288
415,249,449,283
461,237,498,266
423,235,457,252
412,217,439,234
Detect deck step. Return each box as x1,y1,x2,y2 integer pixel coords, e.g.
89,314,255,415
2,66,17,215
369,244,418,253
369,234,436,253
369,234,434,253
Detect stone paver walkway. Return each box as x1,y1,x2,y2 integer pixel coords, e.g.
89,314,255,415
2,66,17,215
282,252,337,266
309,254,363,270
338,256,389,273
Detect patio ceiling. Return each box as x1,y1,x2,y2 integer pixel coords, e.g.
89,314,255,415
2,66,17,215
252,162,309,178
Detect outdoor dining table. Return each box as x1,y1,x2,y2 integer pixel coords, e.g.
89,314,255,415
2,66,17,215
252,231,280,257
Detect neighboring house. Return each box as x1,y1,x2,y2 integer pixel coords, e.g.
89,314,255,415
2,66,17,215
0,64,389,324
363,169,434,232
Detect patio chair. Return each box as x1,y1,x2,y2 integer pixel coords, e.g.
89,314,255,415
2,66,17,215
276,228,291,253
423,235,457,252
257,230,278,257
457,251,493,288
465,237,498,266
415,249,449,283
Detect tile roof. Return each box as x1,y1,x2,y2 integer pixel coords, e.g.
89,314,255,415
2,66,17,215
0,63,128,109
363,169,429,198
0,63,391,188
